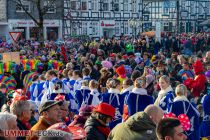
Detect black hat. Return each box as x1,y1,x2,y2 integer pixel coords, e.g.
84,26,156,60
39,101,63,114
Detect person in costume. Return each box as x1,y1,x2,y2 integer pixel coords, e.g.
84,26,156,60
49,80,70,101
41,70,59,103
123,77,154,121
73,70,82,92
82,67,91,81
121,78,133,97
154,75,175,112
115,65,127,84
61,69,71,90
29,75,39,101
102,78,124,129
50,80,78,114
82,80,101,107
75,80,90,109
200,70,210,137
34,74,45,106
168,84,200,140
68,70,76,91
184,60,207,98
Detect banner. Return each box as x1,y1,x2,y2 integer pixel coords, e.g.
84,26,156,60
2,52,20,64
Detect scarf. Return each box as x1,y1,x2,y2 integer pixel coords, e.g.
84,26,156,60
21,120,31,130
96,126,110,139
154,85,173,106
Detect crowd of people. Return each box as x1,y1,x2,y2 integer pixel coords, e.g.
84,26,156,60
0,32,209,140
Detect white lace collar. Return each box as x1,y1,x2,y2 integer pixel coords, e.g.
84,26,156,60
121,86,134,93
90,89,100,95
131,88,147,95
108,88,121,94
159,85,173,96
173,96,189,102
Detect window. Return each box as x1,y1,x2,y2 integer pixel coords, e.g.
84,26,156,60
103,0,109,11
70,1,77,10
124,0,128,12
131,0,137,13
91,0,98,11
208,3,210,15
115,22,120,35
112,0,119,12
163,8,169,15
16,0,30,12
91,22,99,36
82,22,88,35
81,1,87,11
190,2,196,15
44,1,56,13
124,22,129,34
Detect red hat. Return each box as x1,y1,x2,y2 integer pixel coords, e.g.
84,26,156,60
122,55,128,60
116,65,126,76
54,95,65,101
95,103,115,119
109,53,116,58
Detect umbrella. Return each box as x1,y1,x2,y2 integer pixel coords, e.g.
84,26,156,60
0,75,17,92
23,72,39,92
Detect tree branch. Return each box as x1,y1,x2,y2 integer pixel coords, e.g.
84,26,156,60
12,0,40,26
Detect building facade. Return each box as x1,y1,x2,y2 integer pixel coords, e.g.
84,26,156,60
63,0,210,39
7,0,64,41
63,0,144,38
0,0,8,40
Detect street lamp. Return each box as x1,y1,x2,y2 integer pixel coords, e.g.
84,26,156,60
128,19,140,38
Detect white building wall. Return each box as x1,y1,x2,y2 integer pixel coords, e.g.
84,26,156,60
64,0,210,38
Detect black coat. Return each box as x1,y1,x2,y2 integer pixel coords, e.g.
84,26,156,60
84,116,107,140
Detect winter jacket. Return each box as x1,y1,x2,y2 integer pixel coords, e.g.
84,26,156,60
108,112,157,140
27,117,52,140
84,116,109,140
168,96,200,140
0,92,6,111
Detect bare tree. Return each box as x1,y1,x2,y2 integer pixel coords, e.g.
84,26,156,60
12,0,61,44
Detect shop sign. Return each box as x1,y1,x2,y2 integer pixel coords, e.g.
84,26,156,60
101,20,115,27
8,20,61,27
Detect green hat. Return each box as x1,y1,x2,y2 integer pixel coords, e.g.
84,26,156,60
95,60,101,65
